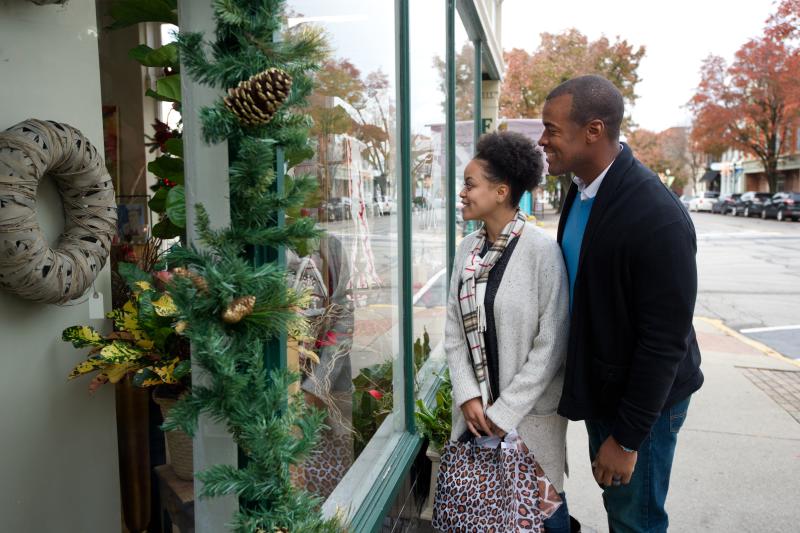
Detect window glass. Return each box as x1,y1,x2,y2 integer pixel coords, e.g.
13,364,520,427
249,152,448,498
409,0,447,369
285,0,399,501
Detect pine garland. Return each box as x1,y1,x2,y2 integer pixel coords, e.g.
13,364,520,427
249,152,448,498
163,1,343,531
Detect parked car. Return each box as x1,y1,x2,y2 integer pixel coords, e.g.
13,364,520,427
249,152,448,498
373,195,396,216
680,195,695,210
712,193,741,214
735,191,772,217
322,197,352,222
761,192,800,221
688,191,719,212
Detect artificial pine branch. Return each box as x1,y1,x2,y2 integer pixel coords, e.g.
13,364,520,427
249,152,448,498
164,1,344,530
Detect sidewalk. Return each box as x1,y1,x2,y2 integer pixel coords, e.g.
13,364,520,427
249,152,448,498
565,317,800,532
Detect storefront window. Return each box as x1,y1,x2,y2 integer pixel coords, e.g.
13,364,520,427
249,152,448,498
410,0,447,367
285,0,400,501
455,18,476,235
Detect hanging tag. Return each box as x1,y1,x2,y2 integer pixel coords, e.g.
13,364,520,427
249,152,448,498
89,288,105,319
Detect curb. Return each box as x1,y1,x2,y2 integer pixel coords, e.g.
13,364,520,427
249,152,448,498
696,316,800,369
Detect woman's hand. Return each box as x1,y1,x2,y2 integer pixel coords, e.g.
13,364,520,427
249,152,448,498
486,418,507,438
461,397,494,437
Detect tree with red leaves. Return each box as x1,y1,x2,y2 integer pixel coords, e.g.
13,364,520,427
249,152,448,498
499,29,645,129
689,0,800,193
498,29,645,210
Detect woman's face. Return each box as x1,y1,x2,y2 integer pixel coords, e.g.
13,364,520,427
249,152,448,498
460,159,508,221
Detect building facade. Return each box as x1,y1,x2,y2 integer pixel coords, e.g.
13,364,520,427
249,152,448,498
0,1,504,531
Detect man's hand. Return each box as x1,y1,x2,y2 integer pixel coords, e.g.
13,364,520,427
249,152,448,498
461,397,493,437
592,435,637,487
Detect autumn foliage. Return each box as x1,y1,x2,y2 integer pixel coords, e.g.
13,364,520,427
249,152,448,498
499,29,645,130
689,0,800,193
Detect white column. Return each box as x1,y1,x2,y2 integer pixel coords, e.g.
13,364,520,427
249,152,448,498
177,2,237,531
481,79,500,133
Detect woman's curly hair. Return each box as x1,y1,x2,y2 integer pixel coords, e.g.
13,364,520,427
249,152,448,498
474,131,544,207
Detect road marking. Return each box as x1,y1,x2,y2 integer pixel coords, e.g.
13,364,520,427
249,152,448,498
740,325,800,334
696,317,800,368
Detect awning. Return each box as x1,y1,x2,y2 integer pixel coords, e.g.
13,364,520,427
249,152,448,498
700,170,720,183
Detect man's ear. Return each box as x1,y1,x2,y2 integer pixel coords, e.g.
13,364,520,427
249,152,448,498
585,119,605,144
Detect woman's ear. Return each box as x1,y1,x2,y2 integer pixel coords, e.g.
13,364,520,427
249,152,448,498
496,183,510,204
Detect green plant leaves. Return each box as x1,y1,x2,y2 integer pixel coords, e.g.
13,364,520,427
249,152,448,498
148,155,184,184
129,43,179,68
148,187,169,213
118,262,152,290
152,217,183,239
146,74,182,103
165,185,186,228
108,0,178,30
163,138,184,158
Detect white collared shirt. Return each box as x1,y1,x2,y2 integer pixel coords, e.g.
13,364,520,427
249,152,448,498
572,145,622,201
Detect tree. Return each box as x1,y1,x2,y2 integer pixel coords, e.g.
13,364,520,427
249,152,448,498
499,29,645,129
627,126,692,191
498,29,645,210
311,59,395,192
689,0,800,193
433,42,475,120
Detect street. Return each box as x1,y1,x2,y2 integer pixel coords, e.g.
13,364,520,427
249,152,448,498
692,212,800,359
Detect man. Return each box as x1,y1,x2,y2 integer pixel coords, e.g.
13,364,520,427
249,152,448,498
538,75,703,532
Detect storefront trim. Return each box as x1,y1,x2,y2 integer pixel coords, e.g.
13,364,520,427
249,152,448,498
446,0,457,284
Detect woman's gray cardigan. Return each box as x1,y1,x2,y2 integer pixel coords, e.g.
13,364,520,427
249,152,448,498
445,222,570,490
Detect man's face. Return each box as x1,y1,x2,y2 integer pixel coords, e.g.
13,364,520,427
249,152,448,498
538,94,585,176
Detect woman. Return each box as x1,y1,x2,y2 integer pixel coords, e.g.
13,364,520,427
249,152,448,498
445,131,571,532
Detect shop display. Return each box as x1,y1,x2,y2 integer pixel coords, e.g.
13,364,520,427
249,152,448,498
0,119,116,304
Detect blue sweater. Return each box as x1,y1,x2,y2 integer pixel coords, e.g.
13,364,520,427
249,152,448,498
561,196,595,311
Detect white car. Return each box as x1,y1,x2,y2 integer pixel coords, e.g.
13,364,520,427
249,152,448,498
373,196,396,216
689,192,719,212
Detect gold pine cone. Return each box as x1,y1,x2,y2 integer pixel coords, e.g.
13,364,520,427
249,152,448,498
222,295,256,324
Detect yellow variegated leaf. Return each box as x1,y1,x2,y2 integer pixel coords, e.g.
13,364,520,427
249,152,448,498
150,356,181,384
62,325,105,348
99,341,145,364
106,363,134,383
135,338,155,351
134,281,153,292
152,294,178,317
68,356,108,379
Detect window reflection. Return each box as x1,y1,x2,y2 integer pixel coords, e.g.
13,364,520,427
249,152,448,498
410,0,447,369
286,0,399,500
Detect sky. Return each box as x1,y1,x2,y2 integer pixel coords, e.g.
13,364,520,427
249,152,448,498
502,0,779,132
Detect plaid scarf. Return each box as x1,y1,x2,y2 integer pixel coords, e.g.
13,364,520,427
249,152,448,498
459,210,527,407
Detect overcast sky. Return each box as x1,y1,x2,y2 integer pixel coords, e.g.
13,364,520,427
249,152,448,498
502,0,779,132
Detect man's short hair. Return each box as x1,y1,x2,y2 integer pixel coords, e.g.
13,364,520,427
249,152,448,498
545,75,624,141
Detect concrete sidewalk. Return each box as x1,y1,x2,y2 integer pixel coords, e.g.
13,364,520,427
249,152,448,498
564,317,800,532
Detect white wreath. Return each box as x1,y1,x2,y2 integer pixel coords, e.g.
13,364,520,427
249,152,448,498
0,119,117,304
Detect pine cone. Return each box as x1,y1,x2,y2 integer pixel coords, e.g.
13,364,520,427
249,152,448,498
224,68,293,126
172,267,209,293
222,295,256,324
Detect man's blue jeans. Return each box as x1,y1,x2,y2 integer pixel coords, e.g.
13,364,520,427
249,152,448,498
585,396,691,533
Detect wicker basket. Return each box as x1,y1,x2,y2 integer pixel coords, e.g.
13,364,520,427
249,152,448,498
153,392,194,481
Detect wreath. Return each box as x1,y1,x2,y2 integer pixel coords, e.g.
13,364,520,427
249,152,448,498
0,119,117,304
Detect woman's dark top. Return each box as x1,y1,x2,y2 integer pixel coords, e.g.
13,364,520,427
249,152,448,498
480,237,519,402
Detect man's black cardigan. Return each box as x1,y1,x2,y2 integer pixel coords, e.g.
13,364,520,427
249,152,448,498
556,143,704,450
